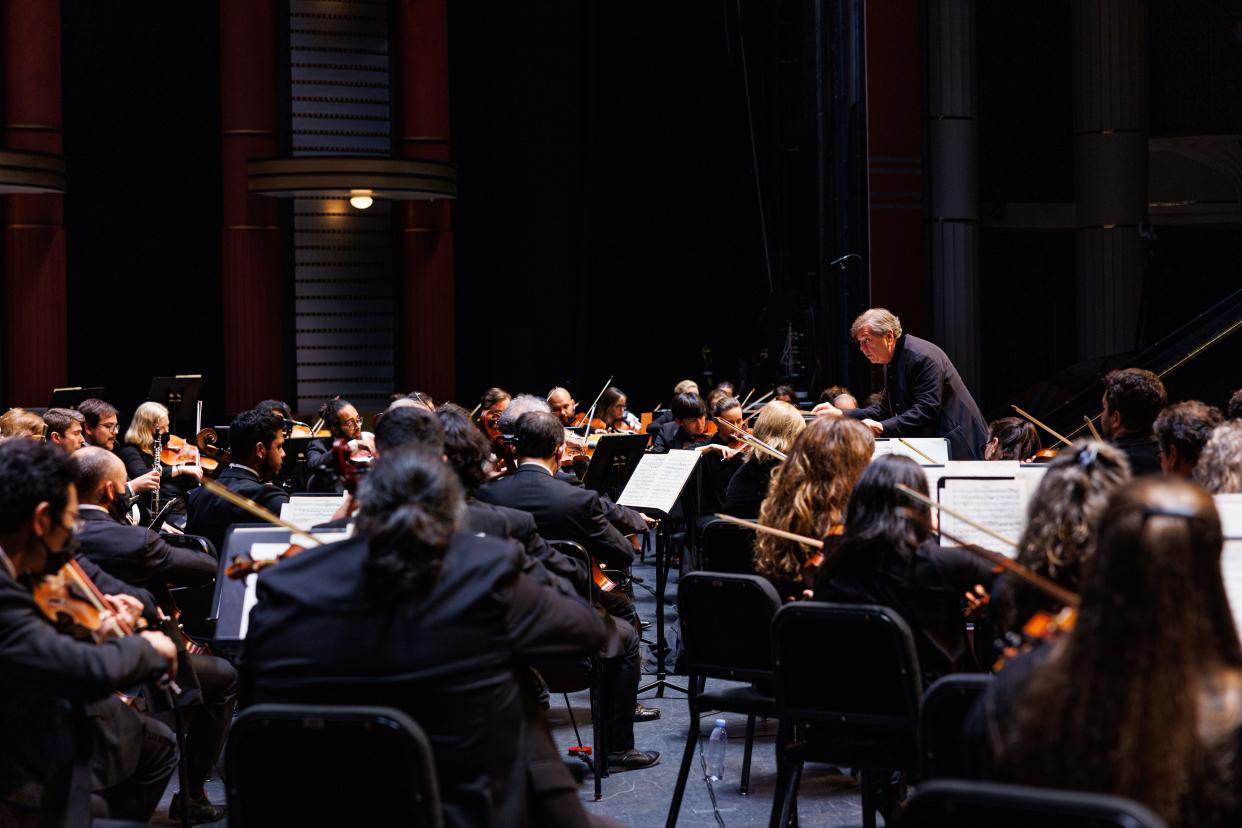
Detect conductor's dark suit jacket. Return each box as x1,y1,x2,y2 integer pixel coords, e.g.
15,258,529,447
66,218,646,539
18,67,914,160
0,563,168,824
239,533,606,828
476,465,635,572
185,465,289,556
77,508,217,611
846,333,989,460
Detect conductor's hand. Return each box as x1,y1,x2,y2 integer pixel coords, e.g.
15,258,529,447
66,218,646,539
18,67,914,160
811,402,843,418
130,469,160,494
140,630,178,663
861,419,884,435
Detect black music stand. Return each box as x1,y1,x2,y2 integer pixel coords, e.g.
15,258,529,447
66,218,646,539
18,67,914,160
48,386,104,409
147,374,203,435
581,434,648,502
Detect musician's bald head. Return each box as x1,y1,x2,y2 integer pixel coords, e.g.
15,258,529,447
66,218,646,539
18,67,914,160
73,446,127,504
546,387,576,426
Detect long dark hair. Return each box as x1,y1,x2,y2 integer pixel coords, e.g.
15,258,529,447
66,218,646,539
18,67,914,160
822,454,931,577
435,403,492,493
355,447,462,602
997,477,1242,826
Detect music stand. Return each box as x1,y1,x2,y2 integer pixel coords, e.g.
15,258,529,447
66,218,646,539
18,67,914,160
580,434,648,502
48,386,104,409
147,375,203,434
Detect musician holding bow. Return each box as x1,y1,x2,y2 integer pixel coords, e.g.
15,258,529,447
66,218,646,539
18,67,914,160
814,308,989,460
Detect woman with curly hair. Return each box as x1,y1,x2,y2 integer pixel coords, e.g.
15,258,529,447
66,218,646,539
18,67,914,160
986,440,1130,650
753,417,874,601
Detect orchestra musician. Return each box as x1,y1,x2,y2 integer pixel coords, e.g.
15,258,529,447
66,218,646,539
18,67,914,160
547,386,580,427
984,417,1041,462
700,395,747,513
44,407,86,454
596,386,640,432
240,448,617,828
118,401,201,522
1195,421,1242,495
0,439,179,825
646,379,699,434
1099,368,1167,476
0,408,44,441
185,410,288,554
721,400,805,519
1153,400,1222,478
650,392,711,453
813,308,989,460
818,385,857,411
753,418,874,602
307,397,374,492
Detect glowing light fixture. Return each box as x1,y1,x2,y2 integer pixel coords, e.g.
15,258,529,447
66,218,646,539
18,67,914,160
349,189,374,210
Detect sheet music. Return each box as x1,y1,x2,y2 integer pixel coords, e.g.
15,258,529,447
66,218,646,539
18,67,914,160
923,461,1021,494
938,478,1025,557
1223,540,1242,638
1216,495,1242,539
873,437,950,465
616,450,700,514
237,532,349,639
280,495,348,530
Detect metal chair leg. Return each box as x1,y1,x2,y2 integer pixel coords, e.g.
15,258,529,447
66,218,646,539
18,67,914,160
860,768,877,828
777,761,802,827
663,708,700,828
589,679,603,799
739,714,756,795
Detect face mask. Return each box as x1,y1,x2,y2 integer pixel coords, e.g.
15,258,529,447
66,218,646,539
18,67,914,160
36,530,79,578
107,485,136,523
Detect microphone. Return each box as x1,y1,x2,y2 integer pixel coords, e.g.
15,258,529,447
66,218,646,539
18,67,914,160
828,253,861,269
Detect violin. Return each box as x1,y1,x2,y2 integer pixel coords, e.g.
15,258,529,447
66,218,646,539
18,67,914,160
289,420,331,439
33,559,135,643
225,542,308,579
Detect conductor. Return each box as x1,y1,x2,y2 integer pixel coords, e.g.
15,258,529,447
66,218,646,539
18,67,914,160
814,308,989,460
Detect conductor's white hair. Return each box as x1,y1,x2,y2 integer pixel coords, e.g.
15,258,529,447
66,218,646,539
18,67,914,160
850,308,902,340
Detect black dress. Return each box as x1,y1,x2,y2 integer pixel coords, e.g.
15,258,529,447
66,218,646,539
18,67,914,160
721,459,775,519
116,443,192,518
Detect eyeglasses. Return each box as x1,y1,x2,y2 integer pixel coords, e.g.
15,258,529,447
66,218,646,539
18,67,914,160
341,417,363,428
100,423,120,433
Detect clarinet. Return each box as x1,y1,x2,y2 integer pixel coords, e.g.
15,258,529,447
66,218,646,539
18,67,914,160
151,430,162,515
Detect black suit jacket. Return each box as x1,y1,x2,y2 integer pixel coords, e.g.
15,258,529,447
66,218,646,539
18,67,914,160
845,333,989,460
650,421,708,454
185,465,289,555
117,443,190,514
1112,430,1161,476
0,563,167,818
476,466,635,571
77,509,216,612
464,499,586,595
239,533,605,828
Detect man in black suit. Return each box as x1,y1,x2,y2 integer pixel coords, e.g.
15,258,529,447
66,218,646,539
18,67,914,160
74,447,236,823
477,411,660,770
241,448,617,828
814,307,989,460
1101,368,1167,476
186,409,289,554
650,392,711,453
0,440,179,825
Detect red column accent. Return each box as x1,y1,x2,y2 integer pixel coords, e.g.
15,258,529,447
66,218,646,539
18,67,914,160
864,3,926,334
219,0,284,414
394,0,455,403
3,0,66,406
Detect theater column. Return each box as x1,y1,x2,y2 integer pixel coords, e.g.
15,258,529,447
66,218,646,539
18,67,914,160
220,0,284,413
3,1,66,405
394,0,455,402
1073,0,1148,361
925,0,981,390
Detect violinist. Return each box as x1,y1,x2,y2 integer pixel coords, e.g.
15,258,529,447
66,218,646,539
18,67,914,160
0,439,179,825
185,410,288,555
1099,368,1166,475
772,384,796,404
547,386,581,427
478,386,512,441
44,407,86,453
1153,400,1222,478
818,385,857,411
73,447,235,823
119,401,200,522
255,398,293,421
814,455,996,683
646,379,699,434
984,441,1129,659
753,418,873,602
700,396,746,513
307,398,375,492
983,417,1041,461
964,477,1242,828
596,386,641,432
650,392,711,453
721,401,804,519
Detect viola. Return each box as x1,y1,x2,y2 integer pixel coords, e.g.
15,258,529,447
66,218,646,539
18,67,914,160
162,433,217,473
33,559,134,643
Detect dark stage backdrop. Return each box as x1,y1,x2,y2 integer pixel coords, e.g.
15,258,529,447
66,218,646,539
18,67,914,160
448,0,768,413
61,1,225,427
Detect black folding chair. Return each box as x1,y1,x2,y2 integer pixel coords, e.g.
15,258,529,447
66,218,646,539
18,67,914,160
665,573,782,827
919,673,992,781
770,602,922,828
164,532,218,640
697,517,758,574
541,539,608,800
225,704,443,827
895,779,1168,828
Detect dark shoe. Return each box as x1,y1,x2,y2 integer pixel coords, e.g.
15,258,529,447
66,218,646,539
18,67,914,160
169,792,227,824
634,703,661,722
607,748,660,770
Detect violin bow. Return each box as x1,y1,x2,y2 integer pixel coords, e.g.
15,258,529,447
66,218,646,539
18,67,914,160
739,387,755,409
897,438,937,464
714,513,823,549
578,375,614,434
199,477,324,545
894,483,1079,608
1083,415,1102,441
1011,404,1072,448
713,416,788,461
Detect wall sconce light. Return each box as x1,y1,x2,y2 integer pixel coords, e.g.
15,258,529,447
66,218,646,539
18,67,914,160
349,189,374,210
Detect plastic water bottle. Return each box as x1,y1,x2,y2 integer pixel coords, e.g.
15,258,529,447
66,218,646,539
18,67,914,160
706,718,728,782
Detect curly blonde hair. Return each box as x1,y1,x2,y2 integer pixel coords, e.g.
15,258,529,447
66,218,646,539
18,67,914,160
0,408,44,440
744,400,806,466
754,417,874,583
1194,421,1242,494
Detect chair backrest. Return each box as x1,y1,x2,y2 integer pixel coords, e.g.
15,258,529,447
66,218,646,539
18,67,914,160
698,518,757,574
678,572,782,683
896,779,1168,828
919,673,992,780
546,539,593,602
226,704,443,828
772,601,922,767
